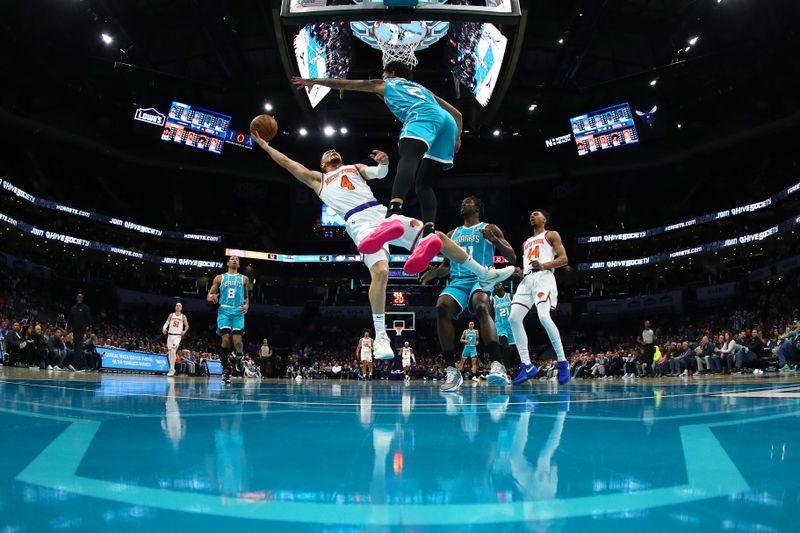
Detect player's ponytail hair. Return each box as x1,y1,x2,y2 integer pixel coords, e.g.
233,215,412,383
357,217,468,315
383,61,413,80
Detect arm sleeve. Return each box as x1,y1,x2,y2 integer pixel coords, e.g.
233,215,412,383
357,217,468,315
362,163,389,180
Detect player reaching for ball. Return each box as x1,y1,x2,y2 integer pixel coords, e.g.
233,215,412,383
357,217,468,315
291,61,463,273
250,128,514,361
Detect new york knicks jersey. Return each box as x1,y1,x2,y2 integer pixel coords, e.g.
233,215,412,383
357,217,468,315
318,165,376,219
384,78,438,123
523,231,555,275
464,329,477,347
166,313,185,335
450,222,495,279
219,273,245,307
493,293,512,328
360,338,373,354
402,347,413,359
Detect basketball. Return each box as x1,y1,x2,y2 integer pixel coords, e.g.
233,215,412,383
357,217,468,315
250,114,278,141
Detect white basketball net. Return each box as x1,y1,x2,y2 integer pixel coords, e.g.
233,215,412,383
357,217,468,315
377,34,419,68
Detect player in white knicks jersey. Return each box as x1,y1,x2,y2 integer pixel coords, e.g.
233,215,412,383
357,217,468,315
162,302,189,377
357,330,375,380
252,133,514,361
508,209,571,386
400,342,415,381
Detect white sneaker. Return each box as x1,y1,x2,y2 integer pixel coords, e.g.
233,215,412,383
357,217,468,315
167,369,176,377
679,370,688,377
487,361,510,386
478,266,516,292
47,365,53,370
373,332,394,360
440,366,463,392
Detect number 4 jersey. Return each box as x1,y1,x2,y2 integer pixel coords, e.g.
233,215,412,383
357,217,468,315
523,231,555,274
318,165,375,219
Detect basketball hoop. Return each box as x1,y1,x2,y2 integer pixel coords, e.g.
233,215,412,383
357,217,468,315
375,29,419,68
394,325,405,336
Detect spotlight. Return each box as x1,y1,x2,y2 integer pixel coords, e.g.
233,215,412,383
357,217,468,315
528,104,537,112
677,123,682,129
299,128,308,136
101,33,113,45
557,38,564,44
649,79,657,86
492,129,501,137
340,127,348,134
264,102,273,112
324,126,336,136
688,36,699,46
684,46,692,53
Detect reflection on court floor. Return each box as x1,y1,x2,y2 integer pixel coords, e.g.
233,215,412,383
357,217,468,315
1,369,799,532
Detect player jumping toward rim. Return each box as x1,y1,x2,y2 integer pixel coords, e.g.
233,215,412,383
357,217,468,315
291,60,462,274
251,132,514,360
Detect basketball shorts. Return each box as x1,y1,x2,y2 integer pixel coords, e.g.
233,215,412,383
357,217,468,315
497,323,516,345
462,345,478,358
217,306,245,336
400,105,457,170
441,276,483,319
166,334,182,351
402,357,412,367
347,205,425,270
360,350,373,362
512,271,558,311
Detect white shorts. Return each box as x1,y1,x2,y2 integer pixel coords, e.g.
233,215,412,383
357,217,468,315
166,335,182,351
512,271,558,311
346,205,425,270
360,350,373,362
402,357,411,367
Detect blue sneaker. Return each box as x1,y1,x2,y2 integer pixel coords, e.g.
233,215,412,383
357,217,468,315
511,362,539,385
557,360,571,385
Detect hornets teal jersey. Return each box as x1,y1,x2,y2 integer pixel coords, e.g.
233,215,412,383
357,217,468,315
464,329,478,347
384,78,438,123
219,273,245,307
450,222,495,280
493,293,512,329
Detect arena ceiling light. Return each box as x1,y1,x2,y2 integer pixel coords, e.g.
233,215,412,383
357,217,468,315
492,129,501,136
323,126,336,136
340,127,348,134
298,128,308,136
101,33,113,45
557,38,564,44
264,102,273,112
688,36,699,46
649,79,658,86
528,104,537,112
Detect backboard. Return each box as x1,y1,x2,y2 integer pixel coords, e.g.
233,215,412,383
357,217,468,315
281,0,521,24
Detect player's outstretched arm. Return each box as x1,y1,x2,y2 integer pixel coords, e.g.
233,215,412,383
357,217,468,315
292,76,386,95
356,150,390,180
207,275,222,304
479,225,516,263
252,131,322,191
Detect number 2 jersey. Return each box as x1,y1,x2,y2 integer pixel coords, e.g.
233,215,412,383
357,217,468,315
383,78,439,124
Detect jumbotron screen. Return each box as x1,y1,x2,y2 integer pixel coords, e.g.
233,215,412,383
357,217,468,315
570,102,639,157
161,101,230,155
320,203,346,227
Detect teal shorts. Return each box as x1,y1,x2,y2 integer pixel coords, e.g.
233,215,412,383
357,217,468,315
462,346,478,358
497,323,516,345
441,277,483,319
400,105,457,170
217,306,245,336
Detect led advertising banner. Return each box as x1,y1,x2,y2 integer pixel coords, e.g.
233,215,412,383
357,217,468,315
576,213,800,271
98,347,170,373
577,180,800,244
226,248,511,265
162,101,230,154
1,178,221,243
570,103,638,156
0,210,223,269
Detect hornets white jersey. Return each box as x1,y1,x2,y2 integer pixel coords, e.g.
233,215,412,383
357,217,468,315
360,338,373,354
523,231,556,274
317,165,376,219
166,313,185,335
